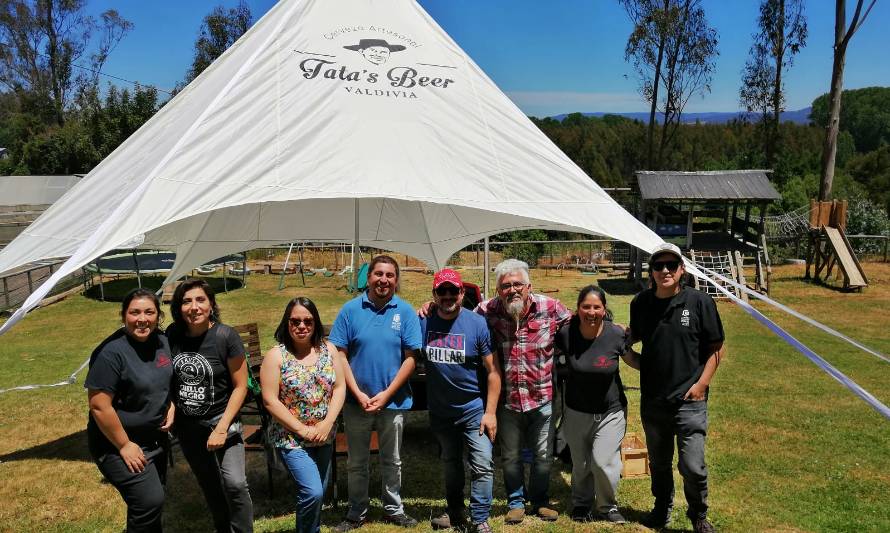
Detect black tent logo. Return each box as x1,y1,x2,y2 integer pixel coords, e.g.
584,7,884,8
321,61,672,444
343,38,406,65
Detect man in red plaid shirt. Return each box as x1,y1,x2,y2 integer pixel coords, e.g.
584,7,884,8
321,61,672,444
475,259,571,524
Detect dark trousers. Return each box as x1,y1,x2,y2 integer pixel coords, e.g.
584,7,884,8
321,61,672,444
95,448,167,532
640,399,709,520
176,421,254,533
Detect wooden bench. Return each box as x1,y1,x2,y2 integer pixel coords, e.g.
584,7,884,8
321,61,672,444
233,323,276,494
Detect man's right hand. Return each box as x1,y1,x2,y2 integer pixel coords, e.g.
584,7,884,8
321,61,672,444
354,391,372,410
119,441,147,473
417,301,435,318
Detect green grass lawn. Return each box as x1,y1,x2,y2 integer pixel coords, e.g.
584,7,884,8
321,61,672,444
1,264,888,532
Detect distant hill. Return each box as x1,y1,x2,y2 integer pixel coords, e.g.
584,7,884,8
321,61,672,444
550,107,812,125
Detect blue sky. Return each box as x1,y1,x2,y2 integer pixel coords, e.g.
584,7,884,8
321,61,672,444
87,0,889,118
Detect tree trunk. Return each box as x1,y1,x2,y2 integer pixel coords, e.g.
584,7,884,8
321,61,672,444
646,0,670,170
819,1,848,201
768,0,786,168
44,2,65,127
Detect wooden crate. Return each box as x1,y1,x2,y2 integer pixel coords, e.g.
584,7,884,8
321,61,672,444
621,432,650,478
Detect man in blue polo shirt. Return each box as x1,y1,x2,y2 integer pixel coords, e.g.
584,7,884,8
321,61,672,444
329,255,422,532
422,269,501,533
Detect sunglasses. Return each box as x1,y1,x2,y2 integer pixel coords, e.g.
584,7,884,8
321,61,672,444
288,317,314,327
435,286,460,296
651,260,681,272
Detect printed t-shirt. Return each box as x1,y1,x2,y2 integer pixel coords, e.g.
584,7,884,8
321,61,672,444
555,318,628,414
328,292,422,410
167,322,244,420
420,309,493,419
84,330,173,456
629,286,725,403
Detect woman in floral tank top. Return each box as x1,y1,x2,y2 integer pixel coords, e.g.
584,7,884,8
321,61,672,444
260,297,346,533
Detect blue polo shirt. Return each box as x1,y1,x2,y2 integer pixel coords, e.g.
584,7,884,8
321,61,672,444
329,291,423,410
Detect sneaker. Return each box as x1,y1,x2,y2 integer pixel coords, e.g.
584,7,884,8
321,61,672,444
431,511,466,530
599,509,628,524
383,513,419,528
641,506,672,529
504,507,525,524
693,517,716,533
571,506,592,522
471,521,493,533
333,518,364,532
535,506,559,521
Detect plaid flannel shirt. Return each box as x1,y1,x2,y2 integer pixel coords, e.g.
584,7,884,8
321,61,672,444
476,293,571,412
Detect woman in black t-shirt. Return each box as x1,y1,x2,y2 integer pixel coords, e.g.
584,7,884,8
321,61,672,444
85,288,174,532
555,285,639,525
167,279,253,533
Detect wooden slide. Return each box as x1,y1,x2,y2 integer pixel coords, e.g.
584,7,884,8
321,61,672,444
823,226,868,289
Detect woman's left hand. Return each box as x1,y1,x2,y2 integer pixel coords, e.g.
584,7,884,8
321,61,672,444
311,421,331,443
207,430,227,450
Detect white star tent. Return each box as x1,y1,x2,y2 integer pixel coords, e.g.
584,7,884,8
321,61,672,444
0,0,665,334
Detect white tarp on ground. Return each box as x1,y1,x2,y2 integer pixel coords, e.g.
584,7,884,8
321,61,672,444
0,0,665,334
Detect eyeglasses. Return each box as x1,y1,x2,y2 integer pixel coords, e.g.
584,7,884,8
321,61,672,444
498,281,527,291
651,260,681,272
435,286,460,296
288,317,314,327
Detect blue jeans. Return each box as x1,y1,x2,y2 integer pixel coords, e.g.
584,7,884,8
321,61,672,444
497,402,554,509
279,445,333,533
641,398,709,521
430,409,495,524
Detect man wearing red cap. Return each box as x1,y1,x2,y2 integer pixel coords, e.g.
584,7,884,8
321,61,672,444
422,269,502,533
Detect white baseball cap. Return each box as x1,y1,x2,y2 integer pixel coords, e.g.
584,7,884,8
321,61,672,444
648,242,683,265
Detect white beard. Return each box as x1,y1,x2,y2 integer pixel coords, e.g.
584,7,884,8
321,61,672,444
506,299,524,320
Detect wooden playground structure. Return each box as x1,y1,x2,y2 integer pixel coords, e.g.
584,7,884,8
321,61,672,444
805,199,868,291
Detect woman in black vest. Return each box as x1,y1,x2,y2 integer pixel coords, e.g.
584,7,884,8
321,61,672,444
86,288,174,532
167,279,253,533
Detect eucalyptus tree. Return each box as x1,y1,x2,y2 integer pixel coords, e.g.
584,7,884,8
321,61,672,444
740,0,807,168
819,0,877,200
0,0,131,126
622,0,718,169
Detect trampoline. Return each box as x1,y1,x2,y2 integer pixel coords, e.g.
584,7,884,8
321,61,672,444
86,251,244,274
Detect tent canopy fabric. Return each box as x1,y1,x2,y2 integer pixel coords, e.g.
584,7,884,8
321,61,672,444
0,0,664,335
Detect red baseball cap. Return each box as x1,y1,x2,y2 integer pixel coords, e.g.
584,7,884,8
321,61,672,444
433,268,463,289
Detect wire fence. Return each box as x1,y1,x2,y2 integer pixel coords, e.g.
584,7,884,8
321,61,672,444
0,261,89,313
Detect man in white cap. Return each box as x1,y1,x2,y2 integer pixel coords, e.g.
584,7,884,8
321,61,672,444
628,243,724,533
421,268,501,533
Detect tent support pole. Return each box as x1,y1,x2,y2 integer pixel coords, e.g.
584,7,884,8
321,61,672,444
132,250,142,288
242,253,247,287
98,263,105,301
483,237,490,299
299,242,306,286
352,199,360,290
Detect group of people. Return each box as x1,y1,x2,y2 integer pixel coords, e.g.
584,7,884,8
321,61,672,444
85,243,724,533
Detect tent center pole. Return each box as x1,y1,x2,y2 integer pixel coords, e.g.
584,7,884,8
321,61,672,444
483,237,490,299
352,199,360,290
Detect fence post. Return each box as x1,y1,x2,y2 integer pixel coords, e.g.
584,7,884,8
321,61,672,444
2,276,8,308
27,270,33,294
884,236,888,263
